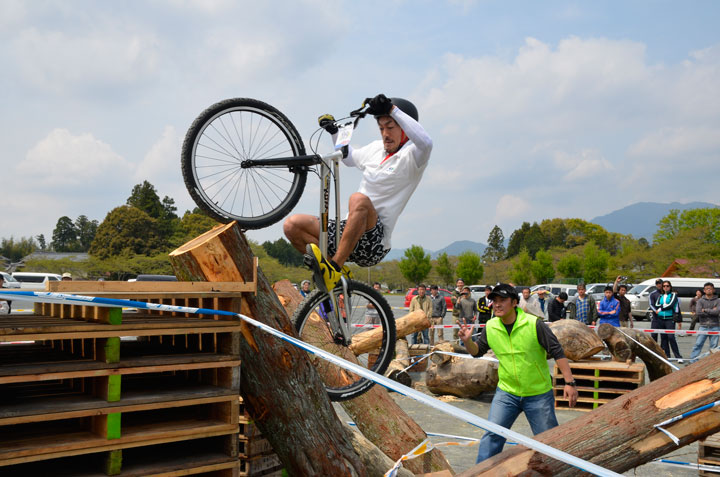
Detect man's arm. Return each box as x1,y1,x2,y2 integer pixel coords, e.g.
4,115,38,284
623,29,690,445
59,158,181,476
440,297,447,315
408,297,418,313
535,319,577,406
556,358,578,407
390,107,433,167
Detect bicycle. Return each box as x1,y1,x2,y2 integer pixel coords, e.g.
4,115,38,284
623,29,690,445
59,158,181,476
181,98,396,400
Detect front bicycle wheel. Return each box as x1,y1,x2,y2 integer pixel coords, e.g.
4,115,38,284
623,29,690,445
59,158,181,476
292,280,396,401
181,98,307,228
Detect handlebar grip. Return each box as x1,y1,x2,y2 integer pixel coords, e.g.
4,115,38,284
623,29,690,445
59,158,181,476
350,98,372,118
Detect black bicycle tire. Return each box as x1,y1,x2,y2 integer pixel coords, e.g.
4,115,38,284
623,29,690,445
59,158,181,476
292,280,396,401
181,97,307,228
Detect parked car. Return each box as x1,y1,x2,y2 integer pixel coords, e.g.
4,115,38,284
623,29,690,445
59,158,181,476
1,272,21,289
12,272,62,290
404,287,454,310
530,283,578,297
468,284,487,301
627,277,720,320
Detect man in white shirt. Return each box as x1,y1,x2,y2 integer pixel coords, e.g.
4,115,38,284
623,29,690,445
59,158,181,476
284,94,433,292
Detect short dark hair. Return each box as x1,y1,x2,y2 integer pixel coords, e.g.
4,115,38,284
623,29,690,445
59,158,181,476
705,282,715,288
522,286,531,292
619,284,628,291
373,281,381,286
485,285,493,291
655,279,663,285
559,292,568,300
417,283,426,289
604,286,613,292
430,284,438,290
577,283,586,290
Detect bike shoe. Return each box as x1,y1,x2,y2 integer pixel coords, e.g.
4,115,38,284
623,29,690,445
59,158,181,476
305,244,342,293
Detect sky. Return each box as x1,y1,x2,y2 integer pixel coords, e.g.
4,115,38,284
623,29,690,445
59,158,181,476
1,0,719,252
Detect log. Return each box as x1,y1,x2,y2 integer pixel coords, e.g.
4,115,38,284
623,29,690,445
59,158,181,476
385,339,412,387
596,323,632,362
457,350,720,476
169,223,365,475
430,341,455,366
547,319,605,361
426,352,498,398
274,280,455,476
342,423,414,477
617,328,672,381
350,309,429,355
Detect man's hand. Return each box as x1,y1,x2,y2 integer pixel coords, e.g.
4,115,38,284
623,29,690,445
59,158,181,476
564,384,578,407
318,114,338,134
366,94,393,116
457,318,473,342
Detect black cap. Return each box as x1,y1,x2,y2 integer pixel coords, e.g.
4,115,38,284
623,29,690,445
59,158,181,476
488,283,519,302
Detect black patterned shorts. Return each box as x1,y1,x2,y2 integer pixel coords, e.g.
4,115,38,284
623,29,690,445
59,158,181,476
327,218,391,267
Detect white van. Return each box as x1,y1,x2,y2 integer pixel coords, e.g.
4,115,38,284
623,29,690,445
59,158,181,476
12,272,63,290
627,277,720,320
530,284,578,297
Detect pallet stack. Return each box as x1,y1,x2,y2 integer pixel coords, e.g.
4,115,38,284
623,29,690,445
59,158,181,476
407,343,432,372
553,359,645,411
0,279,265,476
237,397,283,477
699,432,720,476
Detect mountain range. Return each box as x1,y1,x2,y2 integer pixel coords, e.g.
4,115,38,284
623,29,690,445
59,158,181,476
382,201,718,261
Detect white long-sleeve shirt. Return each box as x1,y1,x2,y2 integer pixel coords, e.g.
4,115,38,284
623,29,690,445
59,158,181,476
342,106,433,249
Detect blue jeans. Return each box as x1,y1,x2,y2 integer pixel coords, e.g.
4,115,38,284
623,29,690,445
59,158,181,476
690,326,720,361
408,329,429,345
476,388,558,463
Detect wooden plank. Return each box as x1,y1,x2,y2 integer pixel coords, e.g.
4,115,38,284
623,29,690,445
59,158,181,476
0,325,241,342
48,281,256,294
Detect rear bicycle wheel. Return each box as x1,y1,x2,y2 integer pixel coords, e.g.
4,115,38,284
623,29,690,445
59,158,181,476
181,97,307,228
292,280,396,401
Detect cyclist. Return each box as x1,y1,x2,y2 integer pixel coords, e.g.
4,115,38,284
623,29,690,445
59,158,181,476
284,94,433,292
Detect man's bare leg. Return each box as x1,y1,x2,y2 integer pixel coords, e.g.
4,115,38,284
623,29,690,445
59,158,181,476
283,214,320,254
332,193,377,266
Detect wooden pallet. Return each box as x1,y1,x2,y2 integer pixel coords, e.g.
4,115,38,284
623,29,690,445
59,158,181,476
699,432,720,476
0,280,255,475
553,359,645,411
408,344,432,372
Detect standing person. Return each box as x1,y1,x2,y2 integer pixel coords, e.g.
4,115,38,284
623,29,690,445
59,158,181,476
429,285,447,344
299,280,312,297
613,276,633,328
689,282,720,363
596,286,621,327
476,285,494,325
0,275,10,315
689,288,704,331
548,292,568,322
364,282,383,324
408,284,432,345
61,272,72,281
525,289,549,320
648,278,664,343
456,286,478,330
458,284,578,463
518,287,531,312
567,283,597,324
654,280,683,361
451,278,465,340
286,94,433,293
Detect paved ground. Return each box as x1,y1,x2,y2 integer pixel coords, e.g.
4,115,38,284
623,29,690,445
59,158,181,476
349,295,707,475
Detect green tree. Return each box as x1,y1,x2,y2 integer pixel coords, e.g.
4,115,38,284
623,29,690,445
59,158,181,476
583,241,610,282
127,181,164,219
435,252,455,287
557,254,582,279
51,216,80,252
35,234,46,251
175,210,218,242
89,206,164,259
531,249,555,283
509,248,532,285
0,236,38,262
506,221,546,258
539,218,568,248
456,251,483,285
654,207,720,244
398,245,432,284
262,238,304,267
482,225,506,263
506,222,531,258
75,215,99,251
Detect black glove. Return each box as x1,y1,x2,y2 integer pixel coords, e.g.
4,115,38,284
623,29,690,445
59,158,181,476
318,114,338,134
366,94,393,116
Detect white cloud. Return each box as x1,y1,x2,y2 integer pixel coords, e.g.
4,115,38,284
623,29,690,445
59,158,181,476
553,149,614,181
0,0,26,29
17,129,134,188
628,126,720,158
494,195,530,218
11,27,160,93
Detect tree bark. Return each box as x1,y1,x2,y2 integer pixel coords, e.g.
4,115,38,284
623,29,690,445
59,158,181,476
169,223,365,476
547,319,605,361
385,339,412,387
596,323,632,362
342,423,414,477
457,351,720,476
426,344,498,398
274,280,455,476
616,328,673,381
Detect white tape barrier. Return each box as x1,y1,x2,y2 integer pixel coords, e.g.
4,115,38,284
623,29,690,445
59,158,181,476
0,291,620,477
653,400,720,445
617,328,680,371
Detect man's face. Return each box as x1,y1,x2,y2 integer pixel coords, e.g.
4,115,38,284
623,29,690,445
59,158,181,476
484,289,491,297
373,283,381,290
522,289,530,300
378,116,404,154
619,286,627,296
604,290,613,299
577,286,586,297
430,288,438,296
705,285,715,297
537,291,546,301
417,286,426,297
302,282,310,292
456,280,464,290
656,281,663,291
493,296,515,318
